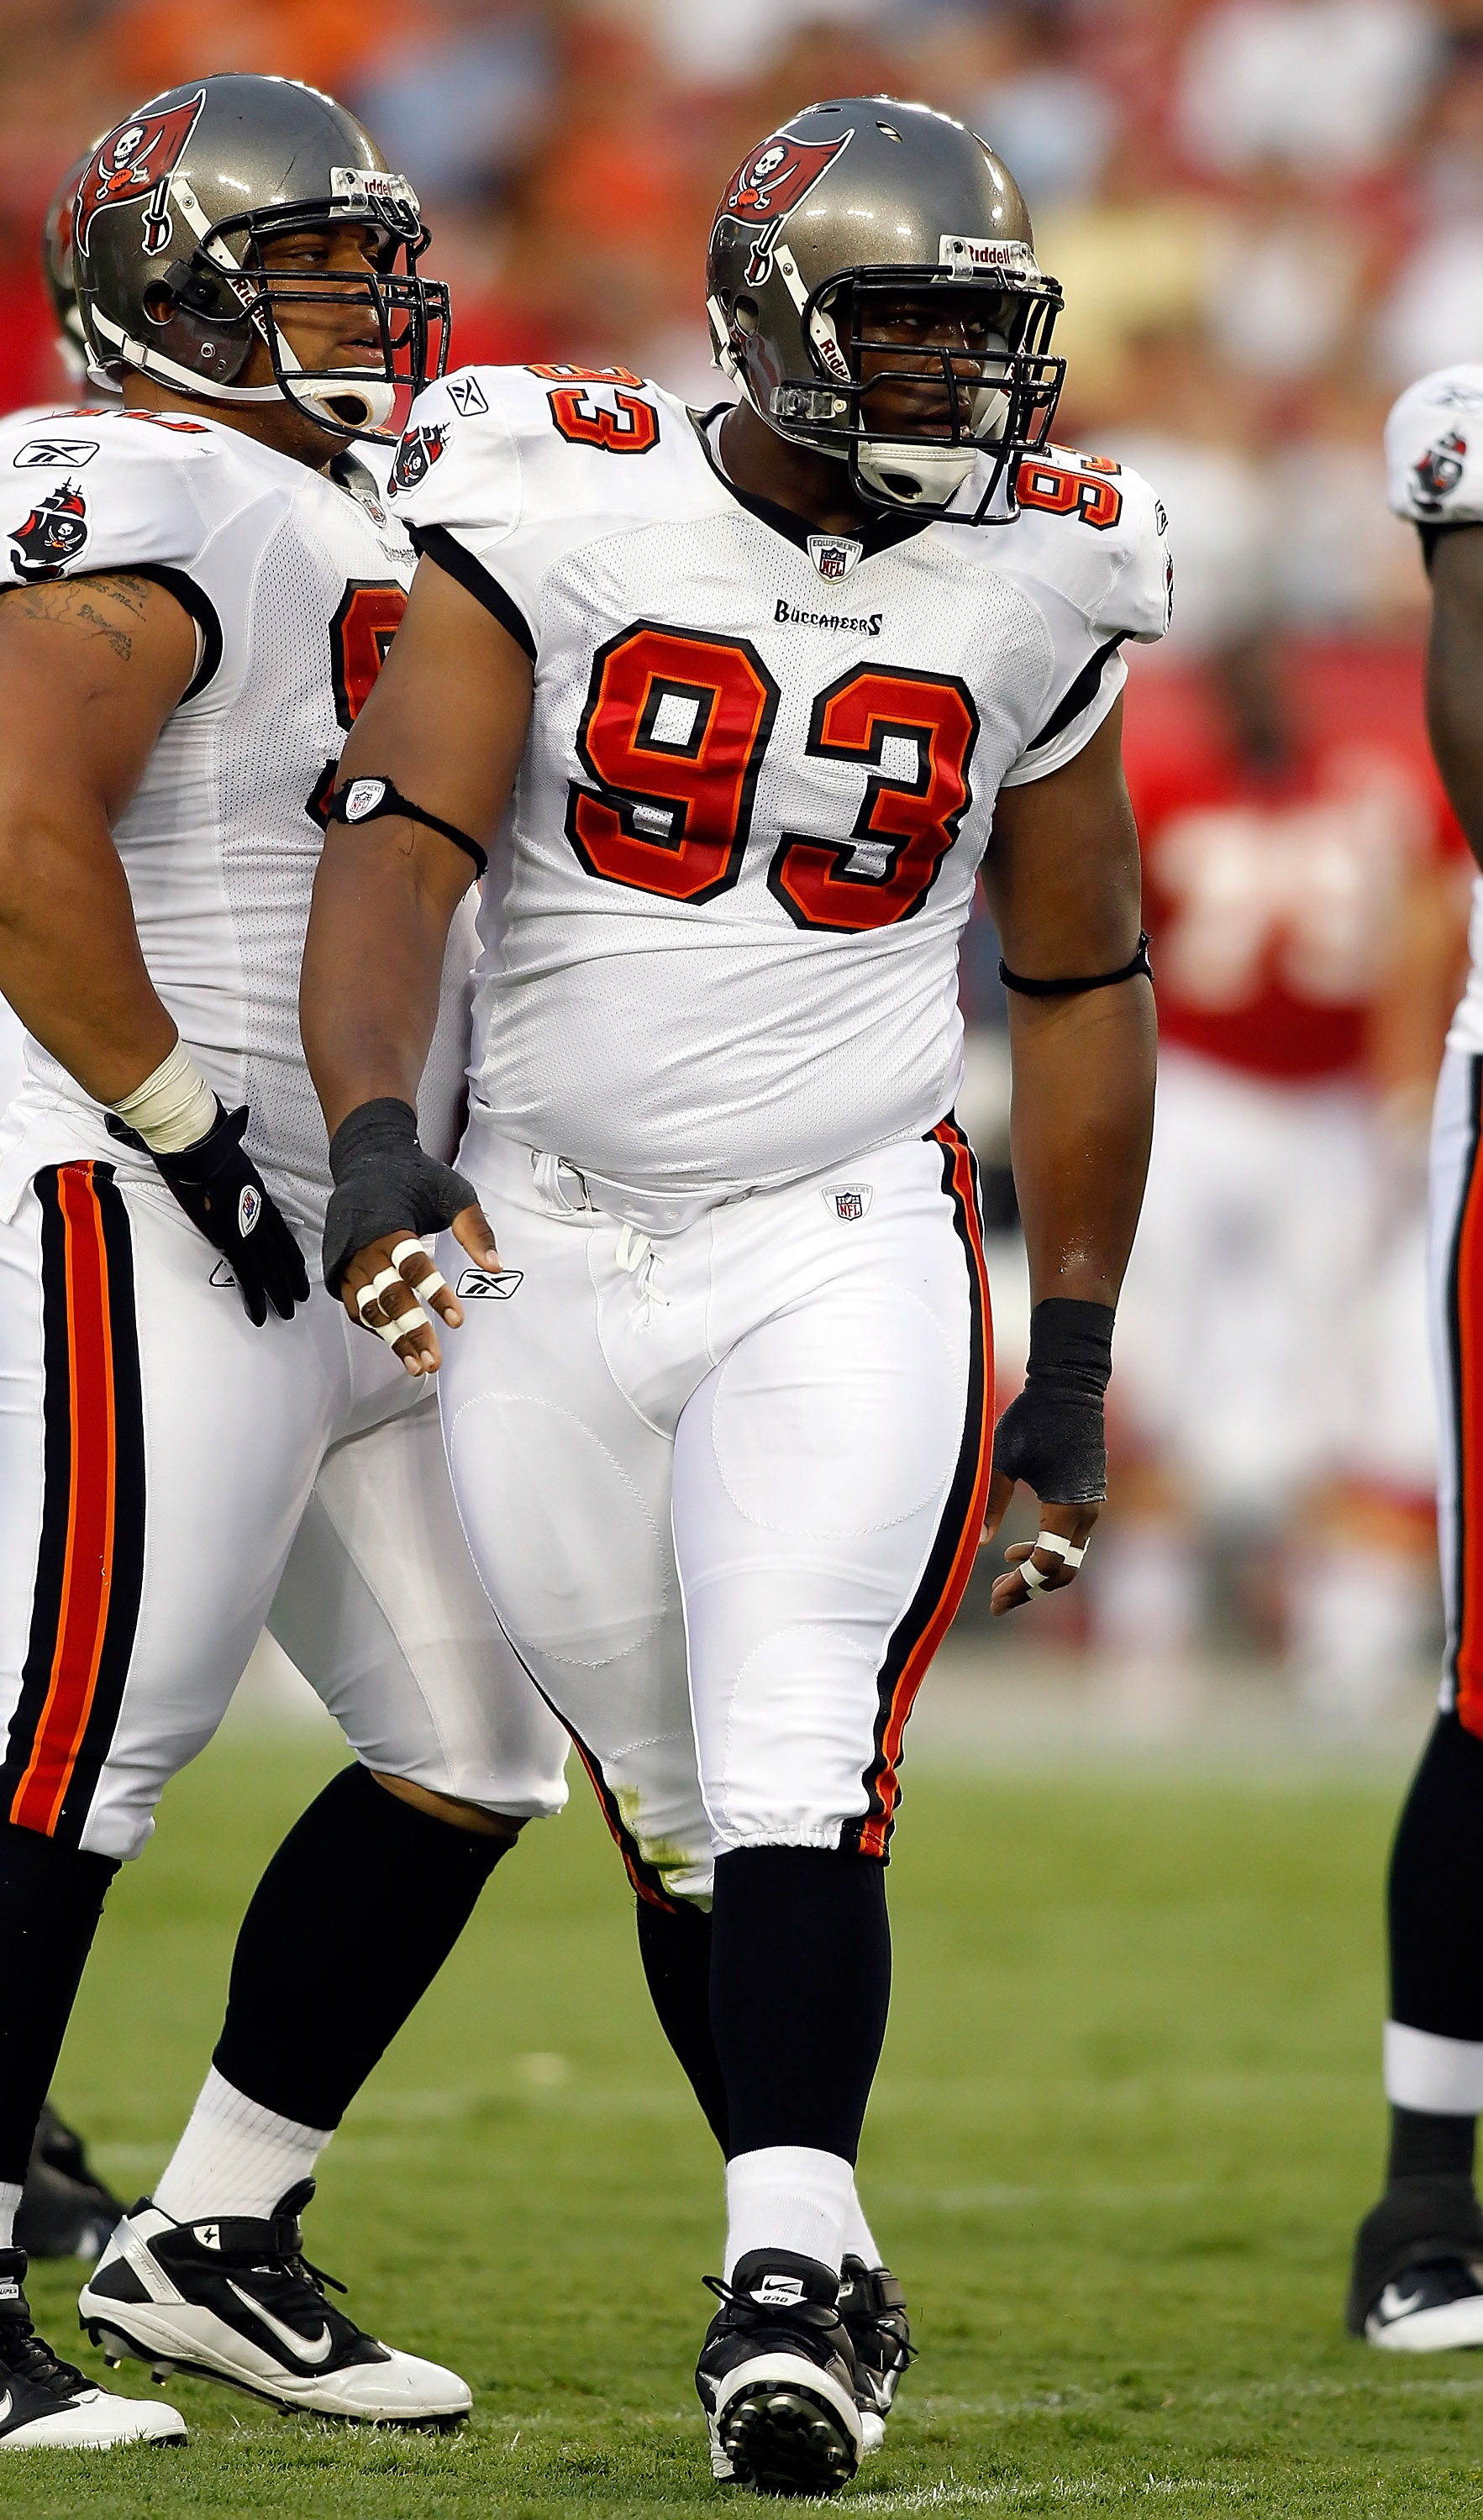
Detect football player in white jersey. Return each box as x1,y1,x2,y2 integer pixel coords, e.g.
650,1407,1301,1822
300,98,1167,2494
1344,373,1483,2350
0,77,579,2446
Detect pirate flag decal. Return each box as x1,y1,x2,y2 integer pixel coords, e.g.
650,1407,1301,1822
8,480,89,583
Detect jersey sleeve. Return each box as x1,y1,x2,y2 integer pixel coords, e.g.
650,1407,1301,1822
1386,369,1483,530
998,455,1173,789
0,410,224,696
387,370,537,658
389,364,684,659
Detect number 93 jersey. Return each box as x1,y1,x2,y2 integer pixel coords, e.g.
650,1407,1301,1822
0,406,471,1249
391,365,1172,1205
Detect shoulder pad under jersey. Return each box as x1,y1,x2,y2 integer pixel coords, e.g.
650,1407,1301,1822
387,363,709,654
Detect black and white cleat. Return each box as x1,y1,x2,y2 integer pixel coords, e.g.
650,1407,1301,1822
837,2254,913,2454
77,2180,470,2425
0,2249,183,2449
1365,2256,1483,2351
695,2250,864,2496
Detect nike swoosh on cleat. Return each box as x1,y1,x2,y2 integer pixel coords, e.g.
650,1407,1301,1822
1379,2284,1426,2320
0,2391,11,2426
225,2281,334,2366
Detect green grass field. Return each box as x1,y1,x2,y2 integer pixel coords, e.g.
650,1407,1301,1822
3,1716,1477,2517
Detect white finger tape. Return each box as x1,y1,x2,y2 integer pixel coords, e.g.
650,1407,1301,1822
356,1267,408,1323
1035,1530,1088,1569
1018,1530,1089,1596
372,1302,429,1347
389,1239,449,1300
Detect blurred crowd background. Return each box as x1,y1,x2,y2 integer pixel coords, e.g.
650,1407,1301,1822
3,0,1480,1719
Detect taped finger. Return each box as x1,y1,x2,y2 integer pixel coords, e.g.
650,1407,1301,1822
388,1237,450,1302
371,1300,430,1348
1033,1530,1089,1572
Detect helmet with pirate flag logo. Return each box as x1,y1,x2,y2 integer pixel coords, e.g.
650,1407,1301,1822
72,74,448,441
706,96,1065,522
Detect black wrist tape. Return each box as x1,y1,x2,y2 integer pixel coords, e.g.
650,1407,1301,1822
991,1297,1114,1504
999,932,1151,998
1024,1296,1114,1393
323,1097,479,1296
326,776,486,876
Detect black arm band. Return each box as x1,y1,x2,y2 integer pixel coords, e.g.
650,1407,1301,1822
999,932,1151,998
325,777,487,876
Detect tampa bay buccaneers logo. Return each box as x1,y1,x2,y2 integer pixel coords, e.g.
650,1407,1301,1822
718,128,852,286
1412,429,1467,516
76,92,206,260
389,424,449,495
8,481,88,583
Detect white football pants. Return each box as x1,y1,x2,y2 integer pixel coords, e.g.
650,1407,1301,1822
436,1116,993,1906
0,1147,570,1861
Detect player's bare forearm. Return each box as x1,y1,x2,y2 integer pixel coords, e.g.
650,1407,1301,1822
980,697,1154,1608
302,550,534,1138
1006,982,1155,1305
0,572,195,1099
1427,528,1483,869
984,696,1154,1299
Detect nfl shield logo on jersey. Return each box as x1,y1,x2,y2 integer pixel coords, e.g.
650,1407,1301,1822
807,534,861,580
823,1184,871,1221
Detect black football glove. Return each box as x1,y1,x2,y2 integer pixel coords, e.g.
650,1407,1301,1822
107,1100,309,1327
323,1098,479,1297
991,1298,1114,1505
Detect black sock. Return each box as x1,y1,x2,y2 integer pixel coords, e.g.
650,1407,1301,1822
636,1897,728,2151
1388,2103,1476,2184
0,1823,118,2187
1390,1711,1483,2039
710,1846,890,2164
213,1765,513,2129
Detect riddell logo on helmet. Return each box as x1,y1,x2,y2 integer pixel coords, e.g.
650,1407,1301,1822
76,92,207,259
939,234,1039,277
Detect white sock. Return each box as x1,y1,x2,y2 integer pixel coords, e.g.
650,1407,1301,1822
724,2145,855,2282
152,2067,331,2222
0,2181,21,2253
842,2183,882,2269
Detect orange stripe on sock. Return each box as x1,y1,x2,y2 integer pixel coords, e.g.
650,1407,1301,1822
10,1163,118,1834
856,1121,994,1858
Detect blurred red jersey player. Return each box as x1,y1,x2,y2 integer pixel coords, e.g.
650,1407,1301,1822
1101,630,1466,1707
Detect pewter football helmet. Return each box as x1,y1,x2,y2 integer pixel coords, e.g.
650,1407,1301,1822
706,97,1064,522
73,74,447,441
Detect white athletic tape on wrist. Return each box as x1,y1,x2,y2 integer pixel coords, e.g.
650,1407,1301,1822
109,1039,218,1155
389,1238,447,1298
1018,1530,1089,1594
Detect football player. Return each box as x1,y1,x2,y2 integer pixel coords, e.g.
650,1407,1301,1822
1344,370,1483,2349
299,98,1167,2493
0,76,578,2446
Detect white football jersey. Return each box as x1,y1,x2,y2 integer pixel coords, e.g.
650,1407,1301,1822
391,365,1171,1205
0,405,476,1247
1386,366,1483,1058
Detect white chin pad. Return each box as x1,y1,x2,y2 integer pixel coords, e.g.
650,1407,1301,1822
855,439,978,509
297,374,397,433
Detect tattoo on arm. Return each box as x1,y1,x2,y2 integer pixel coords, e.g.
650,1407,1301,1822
0,572,158,664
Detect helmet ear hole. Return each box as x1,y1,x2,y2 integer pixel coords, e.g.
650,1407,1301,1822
734,297,759,336
142,282,175,328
